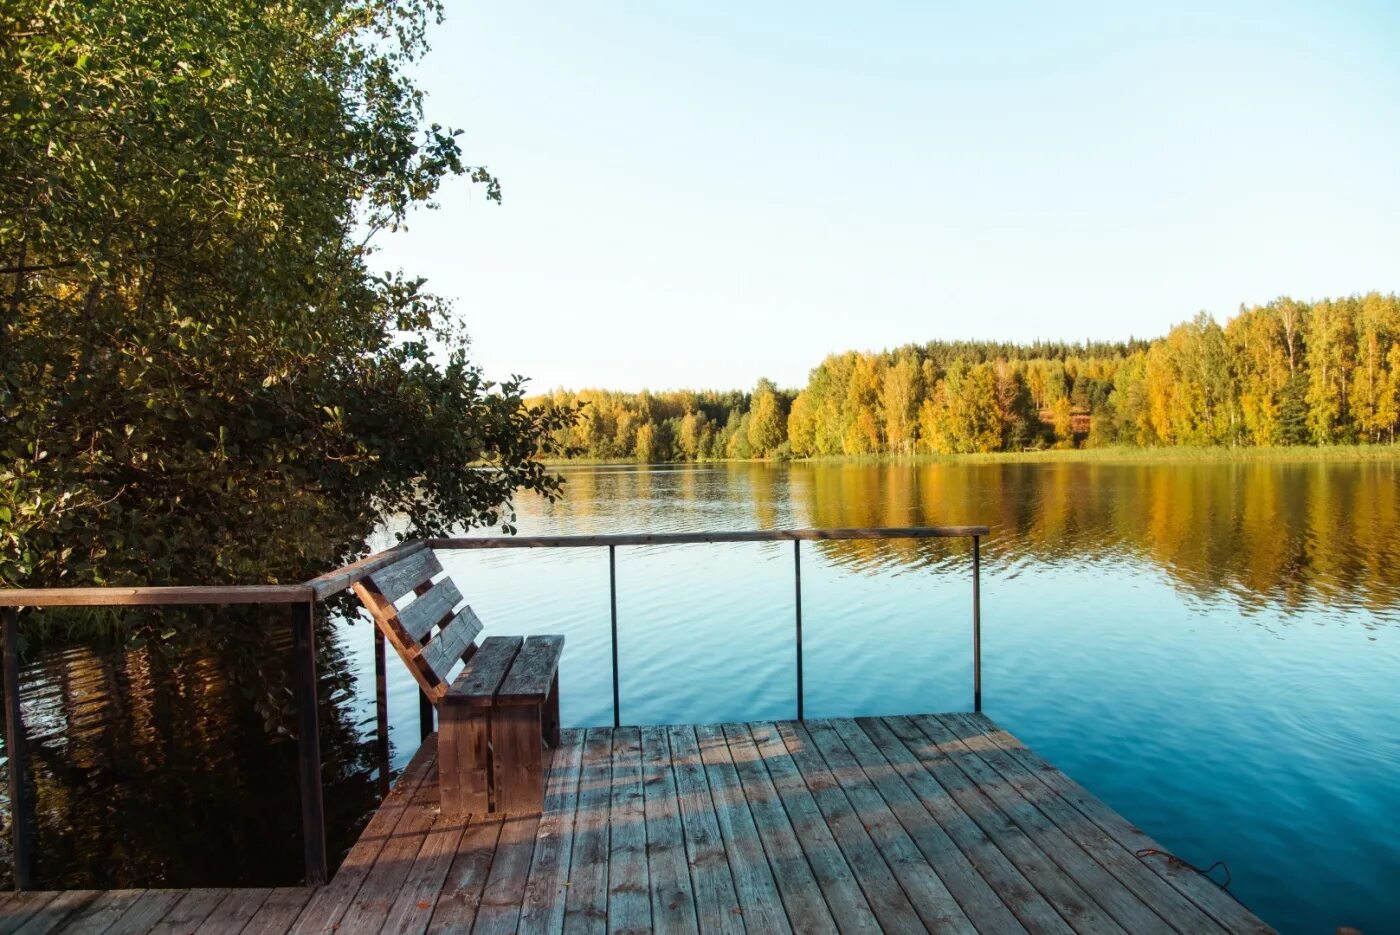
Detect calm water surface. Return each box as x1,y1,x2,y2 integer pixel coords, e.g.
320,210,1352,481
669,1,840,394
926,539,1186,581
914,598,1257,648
4,461,1399,934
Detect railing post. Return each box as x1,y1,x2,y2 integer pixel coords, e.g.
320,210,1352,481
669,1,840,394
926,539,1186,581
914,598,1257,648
794,540,804,722
3,608,33,891
609,545,620,729
291,601,328,886
374,626,390,799
972,535,982,713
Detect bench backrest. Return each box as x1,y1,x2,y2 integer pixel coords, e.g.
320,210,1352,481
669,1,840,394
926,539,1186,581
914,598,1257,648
352,548,483,702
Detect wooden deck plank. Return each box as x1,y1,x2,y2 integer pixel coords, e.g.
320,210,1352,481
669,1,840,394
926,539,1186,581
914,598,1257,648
379,807,469,935
962,713,1276,935
290,734,438,934
693,723,792,934
0,714,1272,935
719,723,837,935
103,890,184,935
425,817,503,934
882,716,1126,935
772,720,927,933
745,722,881,935
241,888,317,935
919,715,1181,934
939,713,1229,934
826,717,1029,933
564,728,613,935
855,717,1074,935
0,893,59,935
337,759,444,935
11,889,100,934
607,726,653,935
52,890,144,935
665,725,744,935
519,729,587,934
639,726,700,935
801,719,976,933
913,715,1163,934
473,813,543,935
146,888,229,934
196,888,273,933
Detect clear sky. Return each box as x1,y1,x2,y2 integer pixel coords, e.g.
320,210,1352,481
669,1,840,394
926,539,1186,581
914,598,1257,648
373,1,1400,392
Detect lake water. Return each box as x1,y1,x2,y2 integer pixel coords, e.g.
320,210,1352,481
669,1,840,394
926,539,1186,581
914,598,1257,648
4,460,1399,933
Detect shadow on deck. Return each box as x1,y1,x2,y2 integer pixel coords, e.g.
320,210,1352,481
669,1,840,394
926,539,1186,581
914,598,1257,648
0,713,1273,933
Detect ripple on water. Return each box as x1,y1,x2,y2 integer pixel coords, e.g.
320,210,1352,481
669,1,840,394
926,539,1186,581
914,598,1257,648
7,461,1400,932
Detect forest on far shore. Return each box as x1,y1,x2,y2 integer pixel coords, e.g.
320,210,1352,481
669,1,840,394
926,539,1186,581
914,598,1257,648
532,293,1400,461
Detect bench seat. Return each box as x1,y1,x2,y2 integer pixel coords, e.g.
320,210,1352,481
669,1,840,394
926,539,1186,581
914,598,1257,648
440,635,564,815
451,635,564,707
350,546,564,817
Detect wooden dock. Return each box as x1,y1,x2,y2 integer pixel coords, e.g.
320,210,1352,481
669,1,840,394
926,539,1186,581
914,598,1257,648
0,713,1273,933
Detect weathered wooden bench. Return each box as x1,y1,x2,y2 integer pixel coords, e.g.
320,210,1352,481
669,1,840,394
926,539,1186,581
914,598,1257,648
351,547,563,817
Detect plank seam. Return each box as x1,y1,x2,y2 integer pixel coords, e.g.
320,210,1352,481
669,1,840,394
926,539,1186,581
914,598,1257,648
881,715,1102,934
730,722,842,934
936,714,1211,934
802,718,975,932
707,723,792,933
776,720,927,932
835,717,1030,933
907,715,1135,934
963,714,1272,934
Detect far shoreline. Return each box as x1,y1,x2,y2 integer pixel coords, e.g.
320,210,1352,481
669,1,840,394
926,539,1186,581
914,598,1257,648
544,443,1400,468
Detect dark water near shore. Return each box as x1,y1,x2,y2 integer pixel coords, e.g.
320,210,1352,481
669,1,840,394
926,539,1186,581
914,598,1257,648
3,461,1399,933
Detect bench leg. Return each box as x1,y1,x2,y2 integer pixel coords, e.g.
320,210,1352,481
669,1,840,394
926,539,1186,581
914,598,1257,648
440,701,490,818
492,704,544,814
542,673,561,749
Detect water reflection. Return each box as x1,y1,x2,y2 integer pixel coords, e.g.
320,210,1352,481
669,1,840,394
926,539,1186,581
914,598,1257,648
0,609,379,890
1,460,1397,931
778,461,1400,619
527,461,1400,622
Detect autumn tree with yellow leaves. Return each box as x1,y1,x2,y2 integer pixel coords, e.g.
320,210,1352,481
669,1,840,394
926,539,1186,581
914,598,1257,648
535,294,1400,462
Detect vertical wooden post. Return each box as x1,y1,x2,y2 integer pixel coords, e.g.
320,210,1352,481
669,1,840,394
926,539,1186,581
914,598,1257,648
439,698,489,819
492,704,544,814
291,601,328,886
609,545,620,729
3,608,33,891
972,535,982,713
793,540,804,722
374,626,390,799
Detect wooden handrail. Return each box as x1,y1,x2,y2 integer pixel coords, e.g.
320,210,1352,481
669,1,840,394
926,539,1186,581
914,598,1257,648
305,539,429,600
0,584,313,608
0,528,988,607
0,540,429,607
428,526,990,549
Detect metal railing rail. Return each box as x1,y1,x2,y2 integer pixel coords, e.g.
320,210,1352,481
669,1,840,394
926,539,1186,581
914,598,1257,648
0,525,988,892
427,525,989,726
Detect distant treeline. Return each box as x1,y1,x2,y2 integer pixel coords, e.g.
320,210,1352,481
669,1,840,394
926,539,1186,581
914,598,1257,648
533,294,1400,460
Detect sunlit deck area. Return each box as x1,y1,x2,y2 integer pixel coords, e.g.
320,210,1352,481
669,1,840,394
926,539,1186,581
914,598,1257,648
0,712,1272,933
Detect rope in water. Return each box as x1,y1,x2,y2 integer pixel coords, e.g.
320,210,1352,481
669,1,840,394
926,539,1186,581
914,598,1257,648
1135,848,1232,889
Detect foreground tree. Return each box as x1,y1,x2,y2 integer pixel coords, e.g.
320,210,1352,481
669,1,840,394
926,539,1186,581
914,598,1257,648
1,0,574,593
